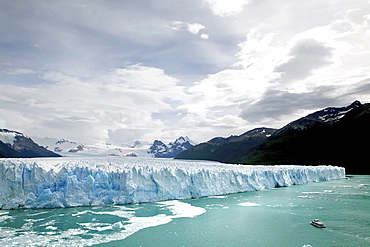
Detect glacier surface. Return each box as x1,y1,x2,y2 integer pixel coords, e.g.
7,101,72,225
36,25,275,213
0,157,345,209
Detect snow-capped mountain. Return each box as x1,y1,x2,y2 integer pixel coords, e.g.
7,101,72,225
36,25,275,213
283,100,363,131
148,136,195,158
54,139,85,153
33,137,85,154
0,129,60,158
175,128,277,162
34,137,150,157
239,100,370,174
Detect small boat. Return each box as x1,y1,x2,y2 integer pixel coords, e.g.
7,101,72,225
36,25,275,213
311,219,326,228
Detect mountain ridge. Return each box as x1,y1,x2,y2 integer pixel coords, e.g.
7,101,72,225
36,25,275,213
175,127,277,163
148,136,195,158
0,129,61,158
175,100,368,174
237,101,369,174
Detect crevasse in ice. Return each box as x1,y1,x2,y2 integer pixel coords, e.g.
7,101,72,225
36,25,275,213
0,157,345,209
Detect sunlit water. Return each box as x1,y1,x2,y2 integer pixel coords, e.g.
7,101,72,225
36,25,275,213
0,176,369,247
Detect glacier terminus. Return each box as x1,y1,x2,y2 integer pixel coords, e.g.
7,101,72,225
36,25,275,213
0,157,345,210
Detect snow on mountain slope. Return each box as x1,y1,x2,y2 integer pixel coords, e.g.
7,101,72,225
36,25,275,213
84,143,152,157
175,128,277,162
0,129,60,158
283,100,363,131
0,157,345,209
0,131,16,145
33,137,151,157
32,137,85,154
148,136,195,158
0,129,27,145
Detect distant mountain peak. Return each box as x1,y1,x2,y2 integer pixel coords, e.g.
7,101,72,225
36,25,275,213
239,101,370,174
349,100,362,107
175,127,277,162
172,136,196,145
283,100,363,131
148,136,195,158
56,139,77,145
33,137,85,154
0,129,28,146
0,129,61,158
242,127,277,138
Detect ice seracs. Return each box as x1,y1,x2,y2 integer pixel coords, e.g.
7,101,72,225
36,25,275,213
0,157,345,209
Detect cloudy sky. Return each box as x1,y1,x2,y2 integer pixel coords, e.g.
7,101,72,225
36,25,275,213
1,0,370,145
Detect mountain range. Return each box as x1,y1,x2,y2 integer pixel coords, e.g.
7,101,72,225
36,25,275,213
176,101,368,174
148,136,195,158
0,130,195,158
0,129,61,158
1,100,368,175
33,137,151,157
237,100,368,174
175,128,277,163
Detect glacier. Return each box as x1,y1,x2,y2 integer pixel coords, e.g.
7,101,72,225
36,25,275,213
0,157,345,210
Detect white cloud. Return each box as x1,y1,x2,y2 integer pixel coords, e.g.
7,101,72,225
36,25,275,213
181,5,370,133
2,68,36,75
200,33,209,39
107,64,180,91
275,39,334,83
235,7,370,123
203,0,249,17
0,65,185,144
187,23,205,35
2,0,370,145
170,21,208,39
235,29,282,81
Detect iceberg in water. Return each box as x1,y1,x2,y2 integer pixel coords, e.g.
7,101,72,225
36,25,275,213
0,157,345,209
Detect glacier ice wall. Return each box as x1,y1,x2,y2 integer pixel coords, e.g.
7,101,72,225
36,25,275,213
0,157,345,209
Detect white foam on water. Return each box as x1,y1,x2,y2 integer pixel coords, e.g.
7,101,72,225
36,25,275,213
92,209,136,219
208,195,227,199
238,202,261,207
0,215,13,223
158,200,206,218
45,225,57,230
0,200,206,247
206,203,228,210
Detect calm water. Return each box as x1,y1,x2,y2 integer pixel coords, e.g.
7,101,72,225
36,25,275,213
0,176,369,247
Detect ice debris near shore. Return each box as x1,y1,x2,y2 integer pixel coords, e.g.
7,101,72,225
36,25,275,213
0,157,345,209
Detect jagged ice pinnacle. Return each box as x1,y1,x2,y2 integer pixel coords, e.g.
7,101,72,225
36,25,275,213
0,158,345,209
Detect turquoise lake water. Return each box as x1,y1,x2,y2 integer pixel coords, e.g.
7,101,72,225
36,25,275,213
0,175,369,247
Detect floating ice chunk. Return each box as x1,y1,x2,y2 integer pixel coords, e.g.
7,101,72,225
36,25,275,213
158,200,206,218
111,221,124,229
45,226,57,230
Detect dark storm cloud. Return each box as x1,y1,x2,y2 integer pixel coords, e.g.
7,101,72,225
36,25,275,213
239,87,342,122
275,39,334,83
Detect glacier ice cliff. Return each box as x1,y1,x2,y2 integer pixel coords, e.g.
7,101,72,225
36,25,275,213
0,157,345,209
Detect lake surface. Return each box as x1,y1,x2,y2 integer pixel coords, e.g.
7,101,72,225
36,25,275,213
0,175,369,246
